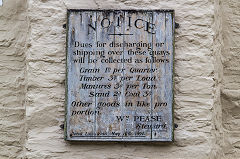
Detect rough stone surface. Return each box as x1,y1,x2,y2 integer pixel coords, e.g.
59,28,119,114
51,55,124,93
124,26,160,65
220,0,240,158
0,0,239,158
0,0,28,158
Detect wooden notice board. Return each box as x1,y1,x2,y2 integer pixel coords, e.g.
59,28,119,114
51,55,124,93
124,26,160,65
65,9,174,141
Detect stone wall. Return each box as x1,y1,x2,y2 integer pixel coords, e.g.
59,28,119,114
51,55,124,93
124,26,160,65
0,0,239,158
220,0,240,158
212,0,224,158
0,0,28,158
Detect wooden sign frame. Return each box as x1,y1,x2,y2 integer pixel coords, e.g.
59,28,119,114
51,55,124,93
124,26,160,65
65,9,175,142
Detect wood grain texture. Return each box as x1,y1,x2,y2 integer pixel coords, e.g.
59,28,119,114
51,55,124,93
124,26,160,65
65,10,174,141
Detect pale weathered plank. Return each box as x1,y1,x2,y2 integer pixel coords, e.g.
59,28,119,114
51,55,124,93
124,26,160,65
67,11,97,140
95,11,124,139
123,11,153,139
151,11,174,140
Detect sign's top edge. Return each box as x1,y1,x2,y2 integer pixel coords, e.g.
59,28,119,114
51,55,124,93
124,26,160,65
67,9,174,12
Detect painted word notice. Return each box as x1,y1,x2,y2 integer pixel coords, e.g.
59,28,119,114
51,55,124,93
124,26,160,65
65,9,174,141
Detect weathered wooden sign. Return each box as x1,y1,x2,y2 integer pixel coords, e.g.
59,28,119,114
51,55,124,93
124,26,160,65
65,9,174,141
